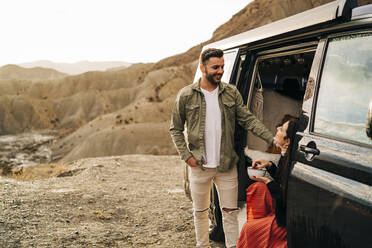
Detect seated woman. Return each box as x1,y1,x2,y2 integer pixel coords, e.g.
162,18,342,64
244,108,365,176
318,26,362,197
237,118,298,248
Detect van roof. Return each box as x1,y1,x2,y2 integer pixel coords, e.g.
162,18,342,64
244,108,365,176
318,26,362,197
204,0,365,51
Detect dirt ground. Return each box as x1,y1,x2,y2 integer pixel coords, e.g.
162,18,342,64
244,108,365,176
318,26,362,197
0,155,225,247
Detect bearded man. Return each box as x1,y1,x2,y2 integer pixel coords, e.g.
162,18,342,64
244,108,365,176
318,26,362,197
170,48,274,248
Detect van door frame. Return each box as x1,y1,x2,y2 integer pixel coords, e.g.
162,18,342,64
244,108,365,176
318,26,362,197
234,41,319,204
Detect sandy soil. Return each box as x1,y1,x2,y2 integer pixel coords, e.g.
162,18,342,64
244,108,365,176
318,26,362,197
0,155,224,247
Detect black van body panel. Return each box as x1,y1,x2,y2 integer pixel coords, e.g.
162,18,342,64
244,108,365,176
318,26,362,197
287,130,372,247
287,166,372,248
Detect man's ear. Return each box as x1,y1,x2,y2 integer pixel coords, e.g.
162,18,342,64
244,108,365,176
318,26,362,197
200,63,205,74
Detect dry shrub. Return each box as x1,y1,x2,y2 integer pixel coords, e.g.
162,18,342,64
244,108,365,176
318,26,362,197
94,210,112,220
7,163,67,181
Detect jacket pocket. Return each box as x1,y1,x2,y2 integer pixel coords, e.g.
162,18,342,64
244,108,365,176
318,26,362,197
223,101,235,117
186,104,200,121
186,104,200,111
186,104,200,134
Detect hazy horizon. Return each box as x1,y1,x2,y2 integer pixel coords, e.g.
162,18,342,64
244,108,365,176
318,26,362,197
5,60,133,75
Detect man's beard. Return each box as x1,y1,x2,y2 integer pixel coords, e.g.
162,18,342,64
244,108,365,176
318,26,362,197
205,69,222,85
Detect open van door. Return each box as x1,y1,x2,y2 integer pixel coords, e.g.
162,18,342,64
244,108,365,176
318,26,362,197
286,32,372,248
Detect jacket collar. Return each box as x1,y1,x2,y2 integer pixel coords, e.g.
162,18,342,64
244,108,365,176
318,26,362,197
192,78,226,94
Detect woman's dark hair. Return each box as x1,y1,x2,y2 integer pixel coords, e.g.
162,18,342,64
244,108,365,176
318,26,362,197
285,118,299,142
278,118,299,213
200,48,224,66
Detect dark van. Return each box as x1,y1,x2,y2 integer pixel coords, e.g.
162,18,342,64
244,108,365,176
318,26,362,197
187,0,372,247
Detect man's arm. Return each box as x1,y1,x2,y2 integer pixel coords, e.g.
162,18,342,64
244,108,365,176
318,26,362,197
169,92,193,162
234,88,274,144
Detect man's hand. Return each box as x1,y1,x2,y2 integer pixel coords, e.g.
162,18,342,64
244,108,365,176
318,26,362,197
252,159,272,169
186,157,199,167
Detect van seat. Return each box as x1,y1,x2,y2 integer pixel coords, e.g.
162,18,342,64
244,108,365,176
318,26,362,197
247,88,302,152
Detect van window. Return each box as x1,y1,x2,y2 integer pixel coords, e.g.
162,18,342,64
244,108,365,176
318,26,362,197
233,54,246,86
246,49,315,151
221,49,238,83
314,33,372,145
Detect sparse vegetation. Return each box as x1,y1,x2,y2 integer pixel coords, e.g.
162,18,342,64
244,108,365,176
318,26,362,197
1,163,67,180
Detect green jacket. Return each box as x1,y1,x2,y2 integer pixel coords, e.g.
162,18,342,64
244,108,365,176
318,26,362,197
170,81,274,172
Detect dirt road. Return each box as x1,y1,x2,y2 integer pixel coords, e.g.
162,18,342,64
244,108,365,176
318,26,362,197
0,155,224,247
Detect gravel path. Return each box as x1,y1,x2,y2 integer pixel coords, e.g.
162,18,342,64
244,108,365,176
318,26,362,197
0,155,224,247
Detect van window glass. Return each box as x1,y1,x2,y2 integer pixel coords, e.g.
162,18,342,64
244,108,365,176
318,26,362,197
221,50,238,83
314,33,372,145
234,54,246,86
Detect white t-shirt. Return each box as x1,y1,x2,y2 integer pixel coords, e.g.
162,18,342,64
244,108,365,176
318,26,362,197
201,87,222,168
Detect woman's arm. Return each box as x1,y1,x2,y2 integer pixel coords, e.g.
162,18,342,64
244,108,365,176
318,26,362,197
252,158,277,178
266,180,281,200
266,161,277,178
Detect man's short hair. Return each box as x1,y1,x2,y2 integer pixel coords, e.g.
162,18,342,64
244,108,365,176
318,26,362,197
200,48,224,66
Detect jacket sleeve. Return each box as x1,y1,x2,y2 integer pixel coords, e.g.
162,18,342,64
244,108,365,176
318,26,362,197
169,91,193,162
234,88,274,144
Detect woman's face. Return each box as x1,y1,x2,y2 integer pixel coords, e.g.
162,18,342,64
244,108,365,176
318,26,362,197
274,121,290,150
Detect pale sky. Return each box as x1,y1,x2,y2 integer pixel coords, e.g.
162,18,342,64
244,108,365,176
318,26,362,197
0,0,253,66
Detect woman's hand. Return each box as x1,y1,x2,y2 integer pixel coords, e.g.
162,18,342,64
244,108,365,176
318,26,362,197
250,175,272,184
252,159,272,169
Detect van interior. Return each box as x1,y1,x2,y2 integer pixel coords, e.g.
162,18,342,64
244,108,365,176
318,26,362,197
245,50,315,153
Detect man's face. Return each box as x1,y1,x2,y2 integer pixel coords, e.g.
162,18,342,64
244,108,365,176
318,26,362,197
202,57,224,85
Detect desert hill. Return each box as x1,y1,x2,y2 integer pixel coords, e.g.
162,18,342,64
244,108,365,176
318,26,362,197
51,62,196,162
1,0,370,163
0,64,67,81
19,60,132,75
0,63,155,134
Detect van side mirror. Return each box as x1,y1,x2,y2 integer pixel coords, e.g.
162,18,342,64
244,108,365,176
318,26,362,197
367,100,372,139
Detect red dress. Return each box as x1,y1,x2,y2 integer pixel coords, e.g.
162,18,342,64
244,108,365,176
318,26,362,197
237,182,287,248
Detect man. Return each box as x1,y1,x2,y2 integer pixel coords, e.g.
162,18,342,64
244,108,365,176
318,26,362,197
170,48,274,248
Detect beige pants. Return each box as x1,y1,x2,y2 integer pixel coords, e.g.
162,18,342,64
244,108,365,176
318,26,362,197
189,166,239,248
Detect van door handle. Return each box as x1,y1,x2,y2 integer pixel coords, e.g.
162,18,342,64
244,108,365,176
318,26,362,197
300,145,320,155
300,142,320,161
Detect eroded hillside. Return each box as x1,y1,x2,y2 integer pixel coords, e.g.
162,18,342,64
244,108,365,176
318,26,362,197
1,0,370,162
